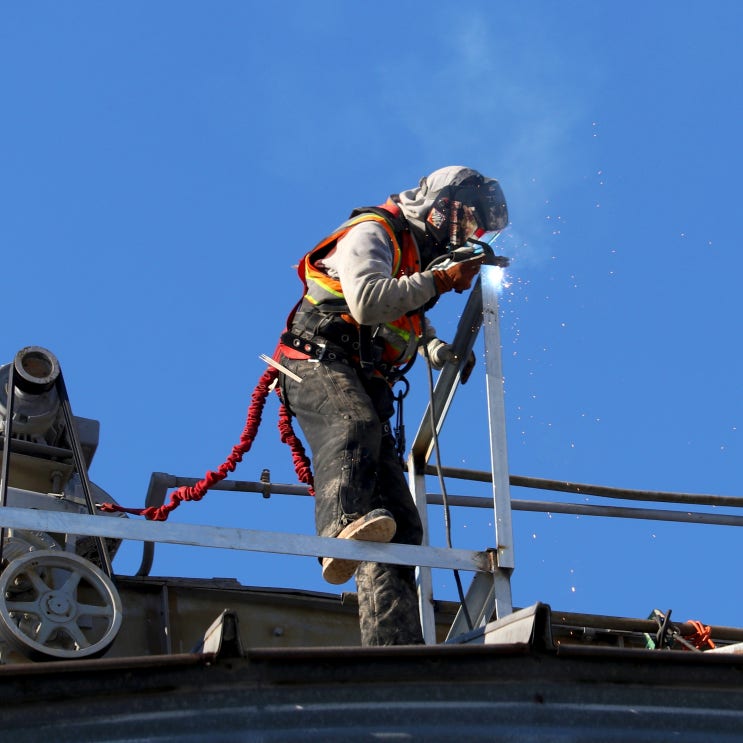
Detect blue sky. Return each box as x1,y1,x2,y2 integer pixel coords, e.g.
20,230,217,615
2,2,742,630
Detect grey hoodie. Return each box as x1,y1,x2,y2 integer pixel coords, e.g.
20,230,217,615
320,166,481,327
394,165,483,236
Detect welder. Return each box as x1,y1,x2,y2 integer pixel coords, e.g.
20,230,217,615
277,166,508,645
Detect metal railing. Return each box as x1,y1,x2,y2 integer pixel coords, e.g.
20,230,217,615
3,270,743,645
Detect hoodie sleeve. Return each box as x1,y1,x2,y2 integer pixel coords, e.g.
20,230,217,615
324,221,438,326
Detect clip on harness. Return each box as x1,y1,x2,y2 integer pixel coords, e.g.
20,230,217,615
393,376,410,467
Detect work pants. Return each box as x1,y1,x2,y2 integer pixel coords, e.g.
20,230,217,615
279,355,424,646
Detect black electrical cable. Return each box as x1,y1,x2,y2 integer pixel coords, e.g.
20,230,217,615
421,330,474,631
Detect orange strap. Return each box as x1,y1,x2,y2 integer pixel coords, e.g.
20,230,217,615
686,619,716,650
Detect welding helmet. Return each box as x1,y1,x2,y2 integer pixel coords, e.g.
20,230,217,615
393,166,508,263
425,175,508,249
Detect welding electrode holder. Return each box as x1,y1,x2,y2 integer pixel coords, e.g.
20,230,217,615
426,241,511,273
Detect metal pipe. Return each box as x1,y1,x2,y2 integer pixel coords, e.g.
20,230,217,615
0,506,493,574
481,266,515,574
509,498,743,527
424,465,743,509
426,493,743,526
138,475,743,525
130,474,743,581
0,437,76,460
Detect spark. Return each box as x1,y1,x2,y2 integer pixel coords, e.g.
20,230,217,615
482,264,506,292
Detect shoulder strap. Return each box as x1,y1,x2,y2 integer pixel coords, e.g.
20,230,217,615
285,203,409,334
349,202,408,241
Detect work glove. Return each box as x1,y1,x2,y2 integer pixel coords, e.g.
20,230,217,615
425,338,476,384
432,255,485,294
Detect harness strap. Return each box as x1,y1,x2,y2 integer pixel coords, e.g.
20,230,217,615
280,330,353,364
358,325,375,374
279,329,407,385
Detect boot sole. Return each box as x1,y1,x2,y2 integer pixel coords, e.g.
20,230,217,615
321,513,396,585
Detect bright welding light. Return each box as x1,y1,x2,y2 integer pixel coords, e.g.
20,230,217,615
467,232,509,290
482,263,506,292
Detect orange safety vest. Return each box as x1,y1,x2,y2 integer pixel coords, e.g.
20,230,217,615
285,201,424,369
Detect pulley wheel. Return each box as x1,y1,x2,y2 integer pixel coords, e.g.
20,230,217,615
0,550,122,660
1,529,60,567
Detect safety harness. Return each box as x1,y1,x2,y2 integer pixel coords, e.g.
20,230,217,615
101,203,422,520
279,201,425,383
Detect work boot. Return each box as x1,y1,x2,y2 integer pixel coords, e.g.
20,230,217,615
321,509,397,585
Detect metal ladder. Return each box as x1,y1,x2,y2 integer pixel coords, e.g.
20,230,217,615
408,265,514,643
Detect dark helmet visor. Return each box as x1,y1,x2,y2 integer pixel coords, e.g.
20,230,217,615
455,178,508,234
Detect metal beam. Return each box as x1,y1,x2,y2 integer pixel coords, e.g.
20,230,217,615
408,458,436,644
138,475,743,526
425,465,743,509
445,570,495,640
406,280,488,642
410,281,484,464
0,506,493,574
481,265,514,616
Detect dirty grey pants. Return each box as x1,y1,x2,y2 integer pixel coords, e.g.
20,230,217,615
279,355,424,646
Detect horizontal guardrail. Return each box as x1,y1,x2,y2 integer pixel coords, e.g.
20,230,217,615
145,473,743,528
0,506,492,574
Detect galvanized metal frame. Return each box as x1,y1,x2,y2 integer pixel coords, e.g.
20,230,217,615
121,272,514,644
129,269,516,644
7,266,741,645
409,267,515,642
0,506,493,575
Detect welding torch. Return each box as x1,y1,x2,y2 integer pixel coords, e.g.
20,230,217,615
427,239,511,272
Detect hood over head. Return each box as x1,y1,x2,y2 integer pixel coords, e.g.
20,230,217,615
391,166,508,255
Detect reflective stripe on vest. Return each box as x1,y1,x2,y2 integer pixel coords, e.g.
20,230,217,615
298,205,422,366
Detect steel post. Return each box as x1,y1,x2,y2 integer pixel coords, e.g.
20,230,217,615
481,265,514,617
408,456,436,644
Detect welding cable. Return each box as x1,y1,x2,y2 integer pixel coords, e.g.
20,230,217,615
421,333,474,631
